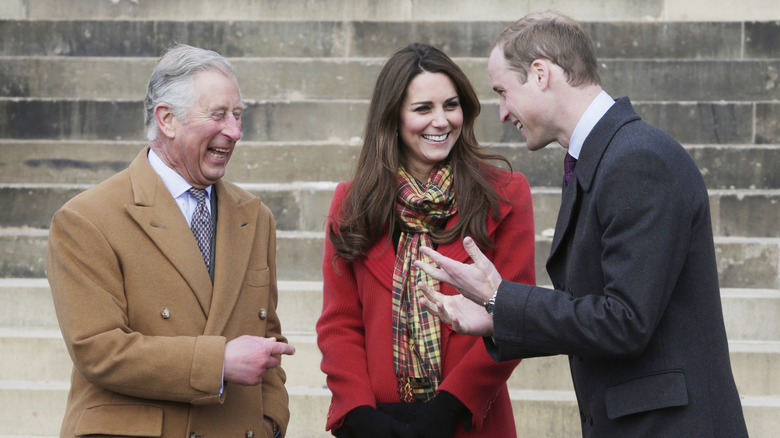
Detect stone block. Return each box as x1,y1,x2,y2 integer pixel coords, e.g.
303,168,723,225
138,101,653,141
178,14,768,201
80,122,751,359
715,240,779,289
584,22,742,59
717,192,780,237
746,21,780,58
632,102,753,144
0,20,348,57
0,231,48,278
756,103,780,144
722,290,780,341
276,232,326,281
0,141,138,184
601,60,780,102
0,186,81,228
0,333,71,382
226,143,358,184
0,100,141,140
0,385,67,435
0,57,152,99
0,0,25,19
0,279,56,328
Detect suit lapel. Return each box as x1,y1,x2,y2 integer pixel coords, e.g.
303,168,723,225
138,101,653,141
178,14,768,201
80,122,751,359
125,148,214,317
204,182,261,336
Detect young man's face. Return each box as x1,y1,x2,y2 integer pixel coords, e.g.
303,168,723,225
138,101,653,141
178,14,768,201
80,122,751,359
488,47,554,152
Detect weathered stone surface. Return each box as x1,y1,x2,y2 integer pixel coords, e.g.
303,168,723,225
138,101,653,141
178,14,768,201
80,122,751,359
756,103,780,144
745,21,780,59
0,20,349,57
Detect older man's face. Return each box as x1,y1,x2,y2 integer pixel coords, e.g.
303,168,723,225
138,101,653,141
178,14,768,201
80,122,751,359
164,70,244,188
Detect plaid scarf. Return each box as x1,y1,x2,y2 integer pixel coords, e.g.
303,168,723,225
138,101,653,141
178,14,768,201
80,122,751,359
392,163,457,402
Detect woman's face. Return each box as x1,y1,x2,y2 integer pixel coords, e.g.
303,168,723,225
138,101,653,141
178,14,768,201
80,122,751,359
399,71,463,182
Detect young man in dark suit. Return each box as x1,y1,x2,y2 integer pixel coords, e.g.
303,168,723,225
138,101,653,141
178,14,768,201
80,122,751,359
415,11,748,438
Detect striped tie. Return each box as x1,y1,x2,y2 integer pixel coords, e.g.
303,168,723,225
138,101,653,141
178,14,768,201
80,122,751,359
188,188,212,269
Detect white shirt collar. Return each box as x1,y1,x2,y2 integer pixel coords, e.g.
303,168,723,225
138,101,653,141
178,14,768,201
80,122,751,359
147,148,212,200
568,90,614,160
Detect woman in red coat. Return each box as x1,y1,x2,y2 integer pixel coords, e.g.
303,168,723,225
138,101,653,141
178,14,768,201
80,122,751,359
316,43,536,437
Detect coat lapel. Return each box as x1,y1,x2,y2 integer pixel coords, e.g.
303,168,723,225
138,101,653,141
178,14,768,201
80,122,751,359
204,182,261,336
547,97,641,264
124,148,214,317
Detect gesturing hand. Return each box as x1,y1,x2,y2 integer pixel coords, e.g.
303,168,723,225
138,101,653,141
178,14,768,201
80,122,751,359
418,282,494,337
414,236,502,304
224,335,295,386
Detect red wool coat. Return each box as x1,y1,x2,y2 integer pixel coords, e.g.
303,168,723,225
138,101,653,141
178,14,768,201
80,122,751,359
316,170,536,437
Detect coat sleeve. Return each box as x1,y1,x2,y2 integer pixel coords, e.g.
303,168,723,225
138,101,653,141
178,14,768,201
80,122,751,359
489,144,691,360
316,182,378,431
46,205,226,404
438,171,536,429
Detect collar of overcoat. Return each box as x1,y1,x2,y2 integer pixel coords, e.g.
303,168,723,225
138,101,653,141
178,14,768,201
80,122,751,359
548,97,641,262
124,147,262,334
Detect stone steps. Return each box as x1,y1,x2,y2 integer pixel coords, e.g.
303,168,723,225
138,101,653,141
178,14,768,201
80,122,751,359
1,382,778,438
2,279,779,339
2,3,779,437
2,231,779,288
4,181,780,234
2,140,779,189
4,97,776,145
3,57,780,103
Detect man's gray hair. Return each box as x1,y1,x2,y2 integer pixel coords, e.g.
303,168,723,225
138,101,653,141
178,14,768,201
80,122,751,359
144,44,238,141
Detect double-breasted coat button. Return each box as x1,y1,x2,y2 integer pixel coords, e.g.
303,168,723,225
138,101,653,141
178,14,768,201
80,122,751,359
245,429,254,438
161,308,170,319
258,308,268,320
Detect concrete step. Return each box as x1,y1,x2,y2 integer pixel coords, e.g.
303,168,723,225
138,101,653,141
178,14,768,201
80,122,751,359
2,230,779,288
3,57,780,104
3,279,778,343
1,18,777,59
0,382,777,438
1,97,775,145
6,0,751,22
3,141,779,191
3,328,778,396
3,180,780,237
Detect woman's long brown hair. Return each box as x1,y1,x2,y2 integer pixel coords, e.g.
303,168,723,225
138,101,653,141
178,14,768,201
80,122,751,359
329,43,512,261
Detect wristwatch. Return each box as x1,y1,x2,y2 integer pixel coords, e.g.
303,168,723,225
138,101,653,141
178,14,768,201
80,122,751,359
483,290,499,316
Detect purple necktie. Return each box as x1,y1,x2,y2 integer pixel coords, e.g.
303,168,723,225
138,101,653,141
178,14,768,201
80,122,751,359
564,153,577,186
188,188,212,269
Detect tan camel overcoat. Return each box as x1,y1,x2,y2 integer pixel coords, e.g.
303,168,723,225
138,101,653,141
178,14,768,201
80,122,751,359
46,147,289,437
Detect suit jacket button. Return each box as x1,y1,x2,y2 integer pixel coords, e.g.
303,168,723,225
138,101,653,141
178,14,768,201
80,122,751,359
246,429,254,438
258,309,267,320
161,308,170,319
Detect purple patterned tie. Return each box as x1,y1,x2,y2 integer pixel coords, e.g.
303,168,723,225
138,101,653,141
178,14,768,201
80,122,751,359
188,188,212,268
564,152,577,186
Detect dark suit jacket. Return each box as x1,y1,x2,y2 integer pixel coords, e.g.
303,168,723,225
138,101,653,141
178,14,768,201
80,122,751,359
47,147,290,437
485,98,748,437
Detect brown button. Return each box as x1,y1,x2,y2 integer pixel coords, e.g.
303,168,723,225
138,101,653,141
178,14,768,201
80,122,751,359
161,308,170,319
258,308,267,320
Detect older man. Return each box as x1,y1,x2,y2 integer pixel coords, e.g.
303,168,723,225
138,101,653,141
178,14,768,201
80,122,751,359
47,44,294,438
416,12,748,438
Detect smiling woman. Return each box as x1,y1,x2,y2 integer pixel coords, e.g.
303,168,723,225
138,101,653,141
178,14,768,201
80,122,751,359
315,43,537,438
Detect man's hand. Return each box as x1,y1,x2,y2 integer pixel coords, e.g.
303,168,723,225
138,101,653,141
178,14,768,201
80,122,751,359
224,335,295,386
414,236,503,304
418,282,494,336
